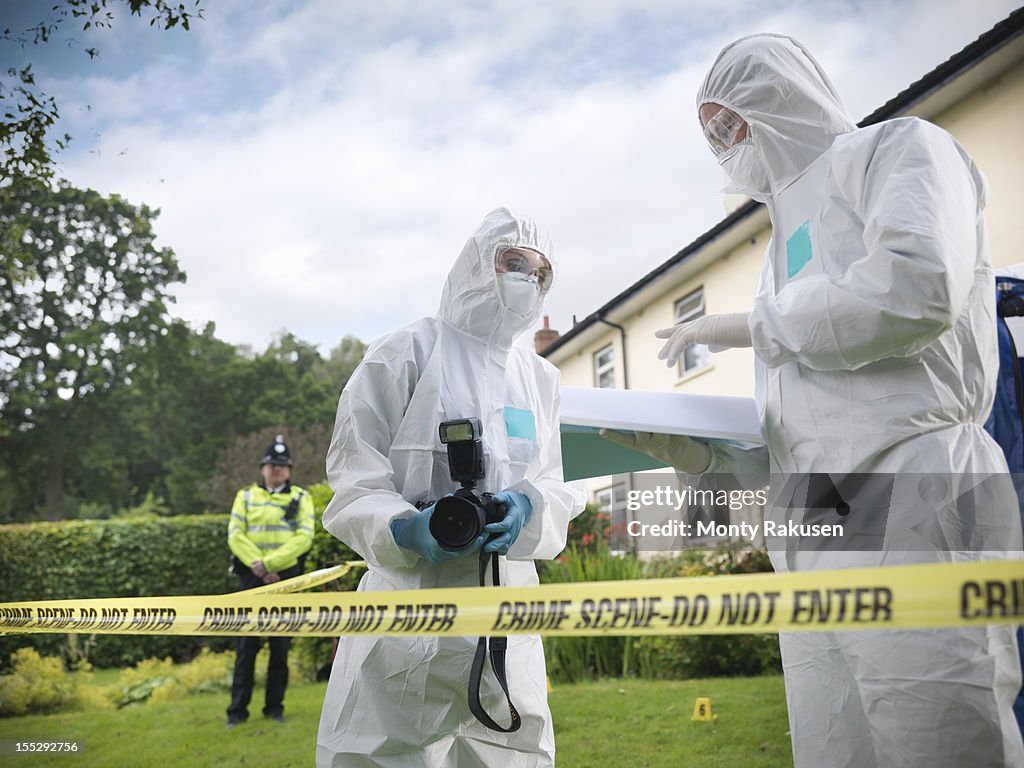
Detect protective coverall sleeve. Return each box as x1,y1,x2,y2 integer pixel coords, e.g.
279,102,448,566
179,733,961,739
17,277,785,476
654,429,769,494
700,442,770,491
505,375,586,560
750,120,980,371
262,491,315,572
322,355,422,569
227,489,263,567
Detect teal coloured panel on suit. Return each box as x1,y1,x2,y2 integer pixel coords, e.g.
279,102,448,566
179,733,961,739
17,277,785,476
786,220,813,278
504,407,537,440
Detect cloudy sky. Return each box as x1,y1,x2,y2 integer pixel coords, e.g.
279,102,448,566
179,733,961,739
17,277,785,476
3,0,1020,355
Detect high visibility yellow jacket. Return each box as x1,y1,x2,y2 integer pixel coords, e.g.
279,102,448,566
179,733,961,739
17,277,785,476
227,481,315,572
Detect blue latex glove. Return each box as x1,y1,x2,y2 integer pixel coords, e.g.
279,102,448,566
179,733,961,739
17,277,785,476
484,491,533,554
390,503,485,564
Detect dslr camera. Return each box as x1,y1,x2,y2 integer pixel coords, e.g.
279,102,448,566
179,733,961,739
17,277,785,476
427,418,508,551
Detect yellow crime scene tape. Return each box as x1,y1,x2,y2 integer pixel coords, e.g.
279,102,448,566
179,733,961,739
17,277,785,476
0,560,1021,638
228,562,365,598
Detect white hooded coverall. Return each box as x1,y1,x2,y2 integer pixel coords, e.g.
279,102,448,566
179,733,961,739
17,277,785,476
697,35,1024,768
316,208,585,767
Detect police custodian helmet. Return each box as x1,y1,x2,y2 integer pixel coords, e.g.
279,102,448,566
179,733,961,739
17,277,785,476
261,435,292,466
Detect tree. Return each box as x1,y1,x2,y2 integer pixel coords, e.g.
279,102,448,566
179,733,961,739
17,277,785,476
188,333,367,515
1,0,203,183
266,330,322,378
0,180,184,519
120,319,255,517
315,335,368,395
204,422,333,515
98,324,363,518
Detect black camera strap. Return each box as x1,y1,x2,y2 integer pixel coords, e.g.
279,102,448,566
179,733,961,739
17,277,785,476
467,548,521,733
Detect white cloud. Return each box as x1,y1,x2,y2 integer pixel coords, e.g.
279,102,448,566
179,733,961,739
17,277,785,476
44,0,1021,354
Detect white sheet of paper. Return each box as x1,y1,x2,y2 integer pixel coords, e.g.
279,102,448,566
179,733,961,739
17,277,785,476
559,386,763,444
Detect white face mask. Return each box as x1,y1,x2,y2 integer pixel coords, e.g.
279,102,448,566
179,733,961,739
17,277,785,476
720,141,771,197
497,272,541,316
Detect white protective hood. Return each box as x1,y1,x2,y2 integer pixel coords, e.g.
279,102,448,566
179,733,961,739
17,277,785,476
439,207,552,350
697,34,857,197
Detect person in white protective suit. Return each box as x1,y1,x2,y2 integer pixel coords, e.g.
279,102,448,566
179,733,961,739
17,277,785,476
605,34,1024,768
316,207,585,768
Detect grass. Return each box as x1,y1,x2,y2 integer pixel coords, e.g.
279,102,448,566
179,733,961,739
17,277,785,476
551,677,792,767
0,675,792,767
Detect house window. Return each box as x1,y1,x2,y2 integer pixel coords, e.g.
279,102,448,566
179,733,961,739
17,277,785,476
596,480,630,553
674,288,711,376
594,344,615,388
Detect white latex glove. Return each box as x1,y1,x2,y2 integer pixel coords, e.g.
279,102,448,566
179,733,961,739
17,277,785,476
655,313,752,365
599,429,711,473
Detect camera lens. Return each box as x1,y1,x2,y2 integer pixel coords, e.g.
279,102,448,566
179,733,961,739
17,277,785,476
429,495,486,550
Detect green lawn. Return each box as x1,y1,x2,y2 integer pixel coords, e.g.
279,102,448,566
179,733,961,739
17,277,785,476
552,677,792,767
0,675,792,767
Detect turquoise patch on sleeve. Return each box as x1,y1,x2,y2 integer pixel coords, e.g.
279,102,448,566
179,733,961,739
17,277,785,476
504,407,537,440
786,220,813,278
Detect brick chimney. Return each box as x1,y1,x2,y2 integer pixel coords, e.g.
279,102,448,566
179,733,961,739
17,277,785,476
534,315,560,354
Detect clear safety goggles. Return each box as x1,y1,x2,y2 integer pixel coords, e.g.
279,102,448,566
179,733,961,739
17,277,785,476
703,106,749,156
496,247,553,292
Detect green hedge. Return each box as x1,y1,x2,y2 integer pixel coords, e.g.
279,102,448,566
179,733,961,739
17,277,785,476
0,483,358,671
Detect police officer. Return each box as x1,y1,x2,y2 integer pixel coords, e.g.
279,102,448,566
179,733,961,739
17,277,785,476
226,435,315,728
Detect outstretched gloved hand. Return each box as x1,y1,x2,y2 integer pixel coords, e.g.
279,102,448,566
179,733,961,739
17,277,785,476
483,491,533,554
390,503,485,564
656,313,751,365
600,429,712,474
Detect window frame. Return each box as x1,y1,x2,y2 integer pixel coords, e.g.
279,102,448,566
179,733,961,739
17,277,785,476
593,343,616,389
673,288,711,376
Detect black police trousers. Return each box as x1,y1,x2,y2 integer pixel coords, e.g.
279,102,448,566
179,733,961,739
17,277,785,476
226,566,299,721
